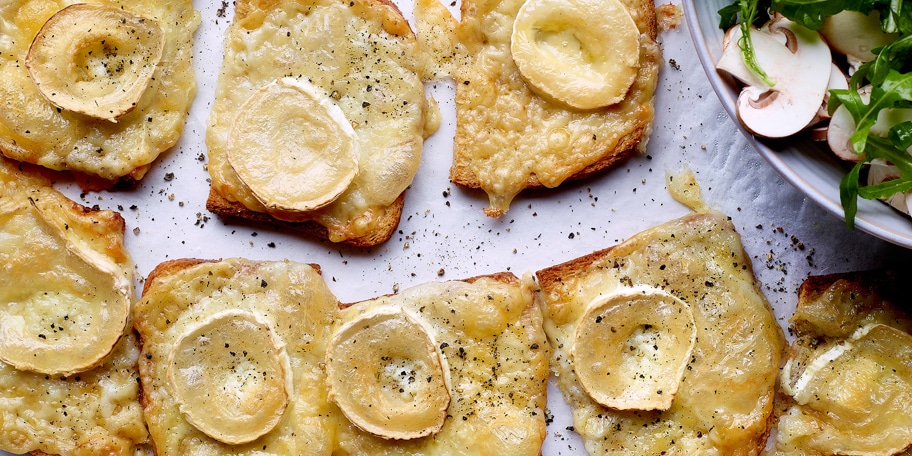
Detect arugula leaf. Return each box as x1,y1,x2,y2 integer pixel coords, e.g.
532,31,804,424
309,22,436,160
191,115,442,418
719,2,743,29
853,135,912,200
717,0,775,86
830,70,912,155
839,131,912,228
770,0,871,30
841,162,864,229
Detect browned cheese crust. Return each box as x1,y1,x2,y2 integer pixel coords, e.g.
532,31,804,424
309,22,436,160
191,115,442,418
0,0,199,182
136,258,547,455
331,272,550,455
451,0,660,216
134,257,341,455
0,157,146,456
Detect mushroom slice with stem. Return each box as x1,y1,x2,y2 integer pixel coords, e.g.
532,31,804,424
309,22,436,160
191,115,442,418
167,310,292,445
325,307,451,439
25,3,165,123
510,0,639,110
716,18,832,138
227,77,360,214
0,194,132,376
571,286,696,411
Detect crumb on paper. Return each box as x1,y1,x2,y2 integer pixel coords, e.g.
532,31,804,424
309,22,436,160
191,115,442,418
657,3,683,32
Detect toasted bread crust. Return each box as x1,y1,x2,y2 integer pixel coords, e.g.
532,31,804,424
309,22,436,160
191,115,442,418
206,187,405,247
797,269,904,310
535,245,616,295
790,268,910,339
451,124,648,192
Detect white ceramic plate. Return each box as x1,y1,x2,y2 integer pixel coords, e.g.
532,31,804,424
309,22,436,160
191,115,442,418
683,0,912,249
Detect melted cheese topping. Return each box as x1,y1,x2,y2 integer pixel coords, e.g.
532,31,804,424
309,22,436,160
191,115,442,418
136,260,548,455
0,158,146,455
207,0,433,242
775,274,912,455
334,277,550,455
0,0,199,181
539,212,785,455
134,259,340,455
450,0,660,215
0,333,148,456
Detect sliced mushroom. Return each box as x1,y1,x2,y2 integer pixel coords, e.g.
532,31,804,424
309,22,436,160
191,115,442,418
510,0,640,110
820,10,898,64
168,310,291,445
716,18,832,138
325,307,451,439
25,3,164,122
571,286,696,411
867,159,912,214
227,77,360,214
815,63,850,125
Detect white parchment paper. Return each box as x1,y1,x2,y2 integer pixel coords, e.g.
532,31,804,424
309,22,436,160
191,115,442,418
16,0,912,454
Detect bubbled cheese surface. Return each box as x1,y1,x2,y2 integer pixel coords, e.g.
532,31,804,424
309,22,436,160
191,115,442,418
0,158,147,456
134,258,340,455
333,276,550,455
207,0,431,242
0,0,199,181
451,0,660,215
538,211,785,455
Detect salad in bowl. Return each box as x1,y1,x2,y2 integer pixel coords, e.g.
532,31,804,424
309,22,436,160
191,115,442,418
685,0,912,247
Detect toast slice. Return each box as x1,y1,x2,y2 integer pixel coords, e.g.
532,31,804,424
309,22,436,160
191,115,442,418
0,157,147,456
206,0,435,246
772,269,912,455
450,0,661,216
330,272,549,454
134,258,341,455
0,0,198,182
536,211,784,455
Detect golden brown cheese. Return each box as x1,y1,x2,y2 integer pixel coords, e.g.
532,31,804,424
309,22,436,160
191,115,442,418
0,158,146,456
332,275,550,455
134,258,340,455
0,0,199,181
448,0,660,216
136,260,548,455
772,270,912,456
207,0,436,243
537,211,785,455
0,333,148,456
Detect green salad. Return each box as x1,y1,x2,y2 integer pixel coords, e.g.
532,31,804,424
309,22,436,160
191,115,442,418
719,0,912,228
